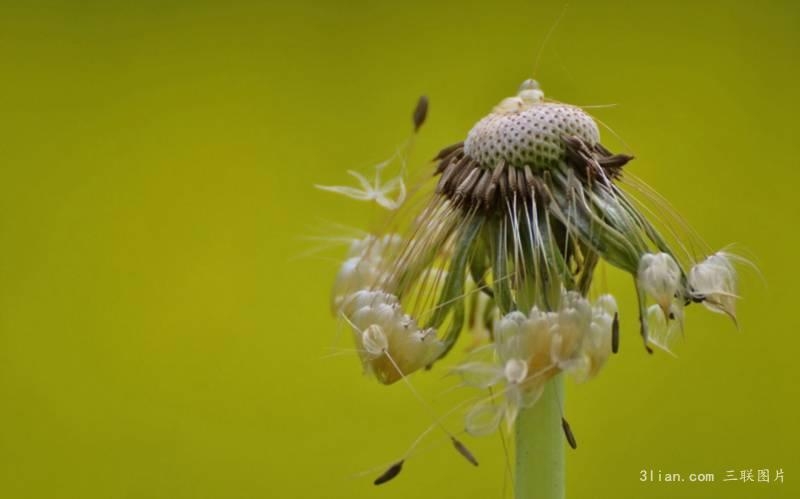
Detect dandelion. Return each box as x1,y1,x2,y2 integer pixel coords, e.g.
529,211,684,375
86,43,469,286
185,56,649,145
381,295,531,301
324,80,740,497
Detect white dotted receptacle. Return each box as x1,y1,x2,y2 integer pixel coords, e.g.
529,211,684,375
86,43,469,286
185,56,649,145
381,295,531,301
464,103,600,169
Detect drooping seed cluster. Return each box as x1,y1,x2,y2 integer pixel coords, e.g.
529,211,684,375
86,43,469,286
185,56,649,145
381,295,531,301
636,251,738,353
455,290,618,435
341,289,444,385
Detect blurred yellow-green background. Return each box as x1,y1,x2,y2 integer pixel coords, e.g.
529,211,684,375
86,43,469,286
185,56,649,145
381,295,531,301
1,1,798,498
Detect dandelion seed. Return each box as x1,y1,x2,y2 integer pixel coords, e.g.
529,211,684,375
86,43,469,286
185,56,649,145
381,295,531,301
413,95,429,132
561,417,577,450
316,167,407,211
317,97,430,211
451,437,479,466
645,304,682,356
374,460,404,485
688,251,738,320
637,252,682,317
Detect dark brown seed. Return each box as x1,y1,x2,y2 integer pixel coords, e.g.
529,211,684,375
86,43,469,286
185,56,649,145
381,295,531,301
436,162,459,194
434,142,464,161
455,168,481,199
593,142,613,156
490,160,506,183
597,153,634,168
562,417,577,449
639,313,654,354
374,460,404,485
413,96,429,132
497,169,509,199
611,312,620,354
451,437,479,466
507,166,519,195
523,165,536,191
472,169,493,206
435,150,462,175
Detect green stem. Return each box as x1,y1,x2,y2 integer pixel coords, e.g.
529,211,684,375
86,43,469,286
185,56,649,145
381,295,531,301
515,374,565,499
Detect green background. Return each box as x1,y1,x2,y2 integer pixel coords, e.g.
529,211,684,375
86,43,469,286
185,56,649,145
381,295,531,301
1,1,798,498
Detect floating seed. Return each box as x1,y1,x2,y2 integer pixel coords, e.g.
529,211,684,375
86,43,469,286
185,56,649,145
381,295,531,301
451,437,479,466
413,96,429,132
374,460,404,485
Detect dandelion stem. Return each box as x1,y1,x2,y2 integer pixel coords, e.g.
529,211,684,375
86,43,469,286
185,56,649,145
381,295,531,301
515,374,565,499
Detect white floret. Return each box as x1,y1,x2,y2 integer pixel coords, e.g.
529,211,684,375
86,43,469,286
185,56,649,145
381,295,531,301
340,290,444,384
688,252,738,319
330,234,402,312
637,252,682,314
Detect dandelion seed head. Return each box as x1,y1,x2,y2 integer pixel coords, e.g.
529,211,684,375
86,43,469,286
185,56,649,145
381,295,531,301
325,79,744,462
